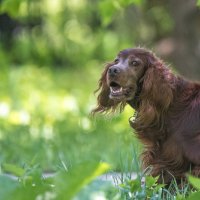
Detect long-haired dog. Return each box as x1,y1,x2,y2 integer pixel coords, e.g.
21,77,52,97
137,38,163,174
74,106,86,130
92,48,200,184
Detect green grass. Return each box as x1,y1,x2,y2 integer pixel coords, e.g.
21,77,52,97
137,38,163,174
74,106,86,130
0,147,199,200
0,65,138,169
0,65,200,199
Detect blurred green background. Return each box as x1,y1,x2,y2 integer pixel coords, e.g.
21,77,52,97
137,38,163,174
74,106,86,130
0,0,200,172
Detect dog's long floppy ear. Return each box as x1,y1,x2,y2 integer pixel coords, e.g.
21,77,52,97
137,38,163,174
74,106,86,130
92,63,124,114
137,53,174,128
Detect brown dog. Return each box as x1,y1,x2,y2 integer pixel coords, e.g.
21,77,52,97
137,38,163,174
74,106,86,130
92,48,200,183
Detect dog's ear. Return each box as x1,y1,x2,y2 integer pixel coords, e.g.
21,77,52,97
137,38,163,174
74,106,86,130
136,53,174,128
92,63,124,114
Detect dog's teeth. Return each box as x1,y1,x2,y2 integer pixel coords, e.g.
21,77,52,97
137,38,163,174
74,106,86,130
110,87,123,94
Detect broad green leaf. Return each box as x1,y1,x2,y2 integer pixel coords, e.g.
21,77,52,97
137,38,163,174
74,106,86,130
2,163,25,177
55,161,110,200
145,176,158,188
129,178,141,193
187,174,200,190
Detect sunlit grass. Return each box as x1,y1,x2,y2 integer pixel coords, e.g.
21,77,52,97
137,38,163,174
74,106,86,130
0,65,139,171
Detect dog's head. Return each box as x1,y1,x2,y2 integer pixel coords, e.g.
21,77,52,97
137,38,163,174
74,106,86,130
92,48,173,115
106,48,150,101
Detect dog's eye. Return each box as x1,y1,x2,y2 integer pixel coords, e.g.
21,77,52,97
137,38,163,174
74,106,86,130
114,58,119,64
130,60,139,66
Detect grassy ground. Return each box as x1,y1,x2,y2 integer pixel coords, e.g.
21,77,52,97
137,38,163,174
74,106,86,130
0,65,137,167
0,65,199,199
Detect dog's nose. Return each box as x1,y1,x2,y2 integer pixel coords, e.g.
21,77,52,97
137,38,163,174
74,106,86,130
108,67,120,76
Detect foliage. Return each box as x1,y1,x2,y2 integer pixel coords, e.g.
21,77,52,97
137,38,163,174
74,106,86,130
0,162,110,200
118,174,200,200
186,175,200,200
0,0,200,199
99,0,144,26
55,162,110,200
0,0,175,67
1,164,200,200
119,175,164,199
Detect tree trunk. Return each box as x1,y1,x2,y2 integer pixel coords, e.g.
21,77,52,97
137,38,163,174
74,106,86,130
167,0,200,80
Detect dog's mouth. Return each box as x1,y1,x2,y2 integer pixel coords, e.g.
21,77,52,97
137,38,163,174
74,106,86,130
110,82,123,95
109,81,135,100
